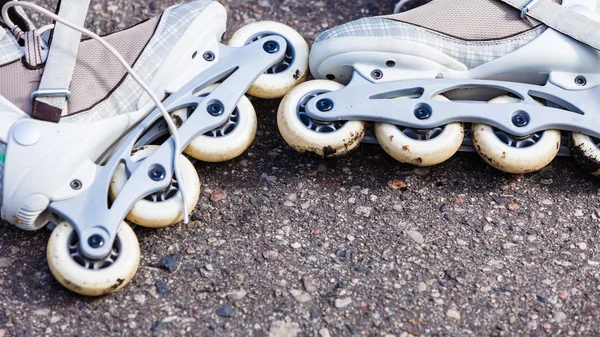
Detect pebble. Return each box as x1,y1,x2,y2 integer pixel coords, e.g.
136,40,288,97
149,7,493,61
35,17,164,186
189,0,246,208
507,203,520,211
210,189,227,202
355,206,372,217
417,282,427,292
134,294,146,305
554,311,567,323
205,264,214,271
263,250,279,260
155,280,171,295
574,209,584,217
269,321,299,337
347,235,355,242
393,204,403,212
154,254,180,273
577,242,588,250
446,309,461,320
303,276,317,292
290,289,312,303
483,224,493,233
227,289,247,301
335,298,352,308
503,242,518,249
319,328,331,337
216,304,235,318
0,258,11,268
290,242,302,249
0,329,5,337
407,230,425,244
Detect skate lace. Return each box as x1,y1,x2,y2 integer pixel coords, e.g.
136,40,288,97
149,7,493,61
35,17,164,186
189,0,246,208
1,1,190,224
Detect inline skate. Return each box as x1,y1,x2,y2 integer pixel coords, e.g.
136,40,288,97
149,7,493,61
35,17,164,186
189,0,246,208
278,0,600,176
0,0,308,295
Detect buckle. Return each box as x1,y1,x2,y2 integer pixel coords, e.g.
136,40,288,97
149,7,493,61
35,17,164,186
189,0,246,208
521,0,541,19
31,89,72,103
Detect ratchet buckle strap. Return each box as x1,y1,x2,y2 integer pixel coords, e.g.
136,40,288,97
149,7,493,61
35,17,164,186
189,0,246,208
499,0,600,51
31,0,90,123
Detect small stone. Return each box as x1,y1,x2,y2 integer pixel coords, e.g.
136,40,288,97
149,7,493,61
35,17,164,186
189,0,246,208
393,204,403,212
355,206,372,217
301,202,310,210
50,314,62,324
290,289,312,303
205,264,214,271
0,258,11,268
269,321,299,337
155,280,171,295
407,230,425,244
484,224,493,233
227,289,247,301
439,203,448,212
574,209,584,217
335,298,352,308
503,242,518,249
417,282,427,292
347,235,355,242
303,277,317,292
559,293,569,300
387,180,407,190
129,321,138,329
577,242,587,250
290,242,302,249
33,309,50,316
413,167,431,176
319,328,331,337
446,309,461,320
507,203,520,211
154,254,180,273
134,294,146,305
542,199,553,205
554,311,567,323
0,329,5,337
263,250,279,260
210,189,227,202
216,304,235,318
588,260,600,266
186,248,196,255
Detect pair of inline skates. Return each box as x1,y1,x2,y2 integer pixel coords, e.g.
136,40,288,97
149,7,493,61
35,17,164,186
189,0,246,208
1,0,600,296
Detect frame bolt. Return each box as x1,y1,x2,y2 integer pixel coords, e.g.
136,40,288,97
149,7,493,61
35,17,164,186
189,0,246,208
88,234,105,249
316,99,334,112
263,40,280,54
148,165,166,181
512,111,530,127
414,104,432,120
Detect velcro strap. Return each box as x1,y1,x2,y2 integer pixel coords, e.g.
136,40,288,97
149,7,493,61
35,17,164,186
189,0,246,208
32,0,90,122
499,0,600,50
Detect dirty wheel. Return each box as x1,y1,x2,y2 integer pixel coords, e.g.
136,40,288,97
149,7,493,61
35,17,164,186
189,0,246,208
228,21,309,98
375,95,464,166
472,96,561,174
110,145,200,228
277,80,366,158
569,132,600,176
47,221,140,296
171,84,257,163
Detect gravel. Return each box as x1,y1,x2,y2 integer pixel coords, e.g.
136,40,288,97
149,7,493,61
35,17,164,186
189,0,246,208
1,0,600,336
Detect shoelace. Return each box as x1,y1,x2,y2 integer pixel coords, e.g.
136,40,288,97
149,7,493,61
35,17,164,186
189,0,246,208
1,1,190,224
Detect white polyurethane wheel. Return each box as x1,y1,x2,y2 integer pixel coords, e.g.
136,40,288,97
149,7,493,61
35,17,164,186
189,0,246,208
110,145,200,228
278,80,366,158
472,95,561,174
569,132,600,177
171,84,257,162
375,95,464,166
47,221,140,296
228,21,309,99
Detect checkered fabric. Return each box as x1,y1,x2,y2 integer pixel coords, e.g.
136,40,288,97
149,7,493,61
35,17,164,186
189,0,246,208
314,17,546,69
63,0,212,123
0,29,23,66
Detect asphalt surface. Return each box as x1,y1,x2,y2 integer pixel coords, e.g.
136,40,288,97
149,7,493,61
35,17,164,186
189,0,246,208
1,1,600,336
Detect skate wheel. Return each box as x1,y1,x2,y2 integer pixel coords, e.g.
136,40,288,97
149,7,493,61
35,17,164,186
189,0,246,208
110,145,200,228
472,95,561,174
171,84,257,162
47,221,140,296
278,80,366,158
228,21,309,99
569,132,600,176
375,95,464,166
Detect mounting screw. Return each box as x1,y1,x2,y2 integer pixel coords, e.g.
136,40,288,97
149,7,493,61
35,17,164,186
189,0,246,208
371,69,383,80
70,180,82,190
148,164,166,181
203,51,215,62
575,76,587,86
316,99,334,112
414,104,432,120
263,40,280,54
207,102,224,116
511,111,530,127
88,234,105,249
386,60,396,68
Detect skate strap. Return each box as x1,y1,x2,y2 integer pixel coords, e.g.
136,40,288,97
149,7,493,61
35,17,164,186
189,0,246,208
0,1,35,32
499,0,600,51
32,0,90,123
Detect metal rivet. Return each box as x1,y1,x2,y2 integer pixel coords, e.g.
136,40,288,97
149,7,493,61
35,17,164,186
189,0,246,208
386,60,396,68
88,234,105,249
371,69,383,80
414,104,432,120
316,99,334,112
148,164,166,181
70,180,82,190
207,102,224,116
511,111,530,127
263,40,280,54
575,76,587,86
203,51,215,62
